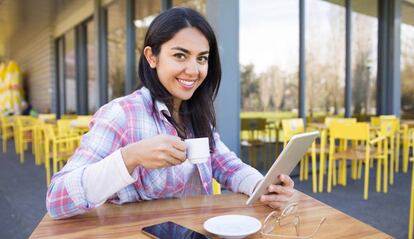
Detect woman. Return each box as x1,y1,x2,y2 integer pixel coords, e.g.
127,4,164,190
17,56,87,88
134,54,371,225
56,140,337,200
46,7,294,219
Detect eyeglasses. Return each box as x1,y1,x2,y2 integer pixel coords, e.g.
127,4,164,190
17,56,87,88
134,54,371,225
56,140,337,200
261,202,326,239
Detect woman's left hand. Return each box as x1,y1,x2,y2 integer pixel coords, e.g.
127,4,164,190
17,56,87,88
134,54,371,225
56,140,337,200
259,174,295,209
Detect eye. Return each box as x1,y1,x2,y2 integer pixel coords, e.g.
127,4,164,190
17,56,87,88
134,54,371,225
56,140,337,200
197,55,209,64
173,53,186,60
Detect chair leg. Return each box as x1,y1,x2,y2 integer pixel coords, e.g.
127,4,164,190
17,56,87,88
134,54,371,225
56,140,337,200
53,144,58,175
299,159,304,181
311,146,317,193
45,142,50,185
333,160,337,186
395,135,400,173
384,155,388,193
341,159,347,186
2,136,6,153
357,161,363,179
404,126,409,173
304,156,309,181
19,133,24,164
376,158,382,192
318,152,325,192
390,142,394,186
364,160,369,200
327,155,333,193
390,137,395,173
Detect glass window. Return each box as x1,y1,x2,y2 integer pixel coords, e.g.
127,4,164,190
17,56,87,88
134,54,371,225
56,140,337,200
401,3,414,119
107,0,126,101
64,29,76,114
135,0,160,88
306,0,345,120
172,0,206,15
351,0,378,117
240,0,299,119
86,20,98,113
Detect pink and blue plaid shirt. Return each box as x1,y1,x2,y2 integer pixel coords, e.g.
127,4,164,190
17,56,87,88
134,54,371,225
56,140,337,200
46,87,262,219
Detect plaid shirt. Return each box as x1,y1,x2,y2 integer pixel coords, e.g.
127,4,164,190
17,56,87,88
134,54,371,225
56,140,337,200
46,87,262,219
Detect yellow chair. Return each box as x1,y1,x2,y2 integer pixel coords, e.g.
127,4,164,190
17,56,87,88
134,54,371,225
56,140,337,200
325,117,357,127
33,121,46,165
38,114,56,122
212,179,221,195
402,123,414,173
57,119,78,136
327,122,387,200
70,115,93,135
370,116,381,127
61,114,78,120
318,117,357,190
1,116,15,153
281,118,320,193
380,115,397,120
43,124,81,185
240,118,268,168
371,116,401,174
14,116,39,164
380,118,399,184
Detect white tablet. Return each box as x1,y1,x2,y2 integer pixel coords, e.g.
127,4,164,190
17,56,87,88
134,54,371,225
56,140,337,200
246,131,320,205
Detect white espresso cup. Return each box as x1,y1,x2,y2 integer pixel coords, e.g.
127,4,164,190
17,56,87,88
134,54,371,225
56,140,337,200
184,137,210,164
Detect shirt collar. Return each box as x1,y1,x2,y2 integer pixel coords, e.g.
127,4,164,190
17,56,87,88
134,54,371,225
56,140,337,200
140,86,172,117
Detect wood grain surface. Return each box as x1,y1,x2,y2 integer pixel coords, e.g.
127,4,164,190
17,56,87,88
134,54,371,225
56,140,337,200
30,190,391,239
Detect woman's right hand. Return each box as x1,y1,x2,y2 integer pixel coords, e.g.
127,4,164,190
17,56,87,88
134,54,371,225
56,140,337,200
120,135,187,173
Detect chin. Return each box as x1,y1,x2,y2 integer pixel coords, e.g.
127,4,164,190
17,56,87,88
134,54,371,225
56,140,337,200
175,91,195,101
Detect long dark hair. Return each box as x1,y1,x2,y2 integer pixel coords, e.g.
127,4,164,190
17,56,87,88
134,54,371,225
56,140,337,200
138,7,221,150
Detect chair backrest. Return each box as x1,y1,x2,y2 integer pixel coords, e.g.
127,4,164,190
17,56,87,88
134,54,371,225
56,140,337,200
76,115,93,122
325,117,357,127
57,119,73,136
0,116,14,126
370,116,381,127
378,118,399,138
38,114,56,121
0,116,14,134
61,114,78,120
241,118,267,141
281,118,305,143
379,115,397,120
43,124,56,141
241,118,266,131
329,122,370,141
379,120,395,138
15,116,37,129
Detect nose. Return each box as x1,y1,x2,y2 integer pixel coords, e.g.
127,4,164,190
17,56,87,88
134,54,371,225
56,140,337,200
184,59,199,76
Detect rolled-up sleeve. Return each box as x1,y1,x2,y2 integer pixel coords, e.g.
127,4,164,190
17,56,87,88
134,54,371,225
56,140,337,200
46,102,127,219
210,132,263,195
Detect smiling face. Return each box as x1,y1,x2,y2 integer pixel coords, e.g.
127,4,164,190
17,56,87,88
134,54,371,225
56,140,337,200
144,27,210,110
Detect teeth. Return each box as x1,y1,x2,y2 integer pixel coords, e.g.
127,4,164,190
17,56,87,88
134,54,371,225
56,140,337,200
178,79,195,86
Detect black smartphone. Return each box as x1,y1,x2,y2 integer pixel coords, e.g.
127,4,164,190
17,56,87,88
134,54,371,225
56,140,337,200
142,221,210,239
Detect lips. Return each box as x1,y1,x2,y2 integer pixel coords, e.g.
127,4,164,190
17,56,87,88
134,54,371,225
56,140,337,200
177,78,197,89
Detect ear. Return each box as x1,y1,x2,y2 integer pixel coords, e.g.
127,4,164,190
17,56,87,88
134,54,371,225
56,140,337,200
143,46,157,68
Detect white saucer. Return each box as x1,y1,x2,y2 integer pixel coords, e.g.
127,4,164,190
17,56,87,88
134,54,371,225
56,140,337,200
203,214,262,239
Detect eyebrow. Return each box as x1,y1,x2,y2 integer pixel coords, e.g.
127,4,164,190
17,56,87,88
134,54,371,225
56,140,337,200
171,46,209,55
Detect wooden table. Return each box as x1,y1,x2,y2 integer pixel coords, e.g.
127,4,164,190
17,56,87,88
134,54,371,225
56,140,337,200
30,191,390,238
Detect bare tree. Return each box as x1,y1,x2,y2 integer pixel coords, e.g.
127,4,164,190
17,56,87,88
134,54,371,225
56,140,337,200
401,24,414,117
259,65,285,111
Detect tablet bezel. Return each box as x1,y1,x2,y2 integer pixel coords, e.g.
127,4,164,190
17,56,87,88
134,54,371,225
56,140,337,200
246,131,320,205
